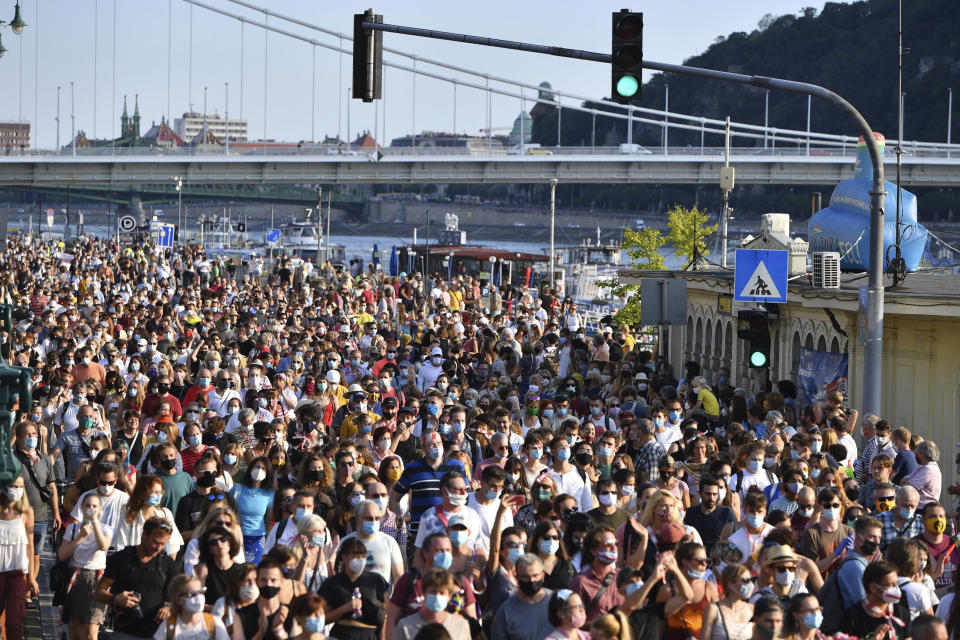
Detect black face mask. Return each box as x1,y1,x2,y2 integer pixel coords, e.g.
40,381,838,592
157,383,170,395
307,469,324,483
517,578,543,597
845,486,860,502
860,539,879,557
575,452,593,466
160,459,177,471
259,585,281,599
196,473,217,488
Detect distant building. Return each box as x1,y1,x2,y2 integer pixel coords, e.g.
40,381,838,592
142,119,185,147
173,112,247,143
352,130,377,150
509,111,532,145
0,121,30,151
389,132,505,155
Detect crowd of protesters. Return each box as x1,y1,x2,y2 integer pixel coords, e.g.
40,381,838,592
0,231,956,640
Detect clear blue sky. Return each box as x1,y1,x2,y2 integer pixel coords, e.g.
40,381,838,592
0,0,853,149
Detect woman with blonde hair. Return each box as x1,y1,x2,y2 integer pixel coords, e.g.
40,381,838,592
157,573,230,639
700,563,755,640
183,506,246,576
639,489,703,545
58,492,111,640
0,475,36,640
590,610,632,640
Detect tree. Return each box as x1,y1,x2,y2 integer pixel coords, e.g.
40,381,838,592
665,204,718,268
598,226,666,326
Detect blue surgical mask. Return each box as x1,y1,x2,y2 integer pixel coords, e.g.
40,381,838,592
146,494,162,507
311,533,326,547
424,593,449,613
486,489,500,501
539,538,559,555
747,460,762,474
810,468,822,479
557,448,571,462
433,551,453,570
528,448,543,461
542,409,554,418
449,530,468,547
452,422,465,434
802,611,823,630
599,446,613,458
898,507,915,521
745,513,764,529
687,569,706,580
668,411,681,422
426,404,439,416
295,507,310,521
507,547,524,564
362,520,380,535
23,437,38,450
653,417,665,428
557,408,568,417
304,616,326,633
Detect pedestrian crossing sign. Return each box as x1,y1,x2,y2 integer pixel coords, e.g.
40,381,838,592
734,249,788,303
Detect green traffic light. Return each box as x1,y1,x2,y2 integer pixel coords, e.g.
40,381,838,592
750,351,767,367
616,75,639,98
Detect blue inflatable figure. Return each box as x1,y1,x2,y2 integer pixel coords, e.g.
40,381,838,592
807,132,927,272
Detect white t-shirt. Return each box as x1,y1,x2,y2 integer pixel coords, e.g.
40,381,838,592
341,531,403,584
151,614,230,640
64,521,114,570
466,493,513,544
70,489,130,534
839,433,859,467
414,506,486,552
898,576,934,621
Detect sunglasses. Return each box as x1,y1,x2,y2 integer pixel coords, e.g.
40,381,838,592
208,536,228,545
206,493,226,501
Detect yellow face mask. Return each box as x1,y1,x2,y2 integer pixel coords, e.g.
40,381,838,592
925,516,946,534
386,468,403,484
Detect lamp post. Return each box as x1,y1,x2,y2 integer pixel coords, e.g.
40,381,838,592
224,82,229,154
0,2,28,59
549,178,557,290
55,85,60,154
70,81,75,156
764,90,770,149
175,176,183,244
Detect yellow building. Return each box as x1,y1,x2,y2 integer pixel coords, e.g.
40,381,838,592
619,269,960,504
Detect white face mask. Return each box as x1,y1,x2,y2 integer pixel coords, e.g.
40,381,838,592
5,487,23,502
251,468,267,482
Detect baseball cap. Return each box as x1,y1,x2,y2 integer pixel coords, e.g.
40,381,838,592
658,522,687,543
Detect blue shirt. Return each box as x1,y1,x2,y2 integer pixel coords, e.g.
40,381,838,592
837,552,869,610
892,450,919,484
393,457,466,534
231,484,275,536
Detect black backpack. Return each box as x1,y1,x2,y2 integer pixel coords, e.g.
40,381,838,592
819,556,860,633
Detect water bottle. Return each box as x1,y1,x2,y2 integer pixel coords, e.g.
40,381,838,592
351,587,362,619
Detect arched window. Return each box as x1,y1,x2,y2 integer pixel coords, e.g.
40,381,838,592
695,317,703,356
817,335,827,352
686,316,694,350
830,337,840,353
792,331,802,376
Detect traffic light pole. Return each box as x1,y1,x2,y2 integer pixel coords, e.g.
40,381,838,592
358,18,886,416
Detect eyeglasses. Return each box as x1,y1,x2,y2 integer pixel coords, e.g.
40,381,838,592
875,496,895,502
341,461,355,468
208,537,228,545
206,493,226,501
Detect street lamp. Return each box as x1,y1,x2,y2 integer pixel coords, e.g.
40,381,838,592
175,176,183,244
0,3,28,59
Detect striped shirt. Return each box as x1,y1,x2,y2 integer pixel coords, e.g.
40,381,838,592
876,509,923,549
393,457,466,535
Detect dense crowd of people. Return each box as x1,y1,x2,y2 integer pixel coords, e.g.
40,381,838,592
0,232,957,640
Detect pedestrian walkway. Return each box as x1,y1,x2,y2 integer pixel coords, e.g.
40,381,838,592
26,548,61,640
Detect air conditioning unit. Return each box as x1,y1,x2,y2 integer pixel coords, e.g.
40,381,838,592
812,252,840,288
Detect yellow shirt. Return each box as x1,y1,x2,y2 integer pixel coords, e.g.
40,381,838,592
448,288,463,311
339,410,383,438
622,333,637,352
697,388,720,417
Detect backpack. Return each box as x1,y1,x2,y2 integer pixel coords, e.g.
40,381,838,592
166,612,216,640
818,556,860,633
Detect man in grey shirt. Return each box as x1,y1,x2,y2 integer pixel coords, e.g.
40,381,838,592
491,554,554,640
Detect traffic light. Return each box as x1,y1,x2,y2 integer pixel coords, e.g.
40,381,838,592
353,9,383,102
738,309,771,368
611,10,643,104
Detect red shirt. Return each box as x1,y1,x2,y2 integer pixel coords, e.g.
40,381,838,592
180,445,216,476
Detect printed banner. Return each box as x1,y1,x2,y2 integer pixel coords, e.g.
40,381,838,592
797,347,848,404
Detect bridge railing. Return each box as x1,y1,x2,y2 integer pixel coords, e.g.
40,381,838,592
6,143,959,160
